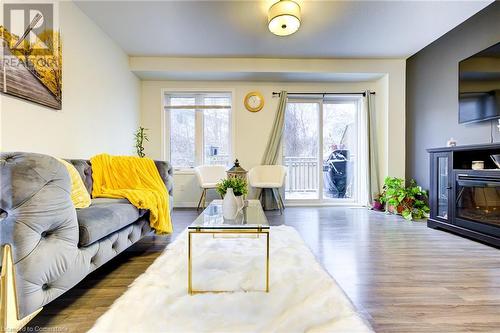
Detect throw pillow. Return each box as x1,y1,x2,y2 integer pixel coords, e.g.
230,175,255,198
56,158,91,208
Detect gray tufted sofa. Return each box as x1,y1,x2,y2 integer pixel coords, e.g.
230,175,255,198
0,152,174,318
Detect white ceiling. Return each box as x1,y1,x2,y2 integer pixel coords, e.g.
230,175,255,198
75,0,493,59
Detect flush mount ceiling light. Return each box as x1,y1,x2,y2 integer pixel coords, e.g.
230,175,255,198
268,0,301,36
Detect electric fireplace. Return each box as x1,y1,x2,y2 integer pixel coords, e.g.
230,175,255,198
427,143,500,247
454,172,500,238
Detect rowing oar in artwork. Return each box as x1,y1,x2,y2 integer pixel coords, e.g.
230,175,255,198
12,13,42,49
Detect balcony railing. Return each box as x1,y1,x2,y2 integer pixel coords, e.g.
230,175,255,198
284,156,318,193
206,154,230,165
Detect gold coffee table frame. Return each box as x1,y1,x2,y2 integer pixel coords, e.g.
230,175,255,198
187,199,270,295
188,227,269,295
187,200,270,295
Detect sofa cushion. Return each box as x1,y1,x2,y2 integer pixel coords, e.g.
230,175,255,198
77,199,147,247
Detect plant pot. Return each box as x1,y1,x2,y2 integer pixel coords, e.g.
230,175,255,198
387,204,404,214
235,195,244,210
388,198,415,215
222,188,244,220
222,188,238,219
372,201,384,211
387,205,399,214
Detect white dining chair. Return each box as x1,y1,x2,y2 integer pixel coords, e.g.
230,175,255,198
248,165,286,214
194,165,227,210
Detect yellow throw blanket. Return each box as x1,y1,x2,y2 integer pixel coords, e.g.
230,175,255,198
90,154,172,234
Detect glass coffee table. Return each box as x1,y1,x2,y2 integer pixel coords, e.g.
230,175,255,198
187,199,270,294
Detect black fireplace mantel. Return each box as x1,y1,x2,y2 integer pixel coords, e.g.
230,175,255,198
427,143,500,247
427,142,500,153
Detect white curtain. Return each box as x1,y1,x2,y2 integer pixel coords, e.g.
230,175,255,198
363,90,380,206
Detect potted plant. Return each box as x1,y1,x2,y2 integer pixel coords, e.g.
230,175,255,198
216,177,248,198
379,177,405,214
216,178,248,219
372,193,385,211
379,177,430,221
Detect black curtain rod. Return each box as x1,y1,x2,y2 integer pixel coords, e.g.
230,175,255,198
272,91,375,97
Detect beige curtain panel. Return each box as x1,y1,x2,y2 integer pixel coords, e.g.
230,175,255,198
260,91,288,210
261,91,288,165
366,90,380,205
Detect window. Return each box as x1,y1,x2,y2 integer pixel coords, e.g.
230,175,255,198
165,92,231,169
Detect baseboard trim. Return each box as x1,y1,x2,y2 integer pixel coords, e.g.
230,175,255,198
285,202,366,207
174,201,367,208
174,202,199,208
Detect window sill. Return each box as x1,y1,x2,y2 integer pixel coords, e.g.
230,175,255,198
173,169,196,175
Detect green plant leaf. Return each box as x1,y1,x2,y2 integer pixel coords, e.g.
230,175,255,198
216,177,248,196
134,126,149,158
402,209,412,220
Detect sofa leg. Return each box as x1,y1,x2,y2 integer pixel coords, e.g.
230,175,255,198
0,244,42,332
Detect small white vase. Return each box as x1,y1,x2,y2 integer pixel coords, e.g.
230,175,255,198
223,188,239,220
235,195,244,211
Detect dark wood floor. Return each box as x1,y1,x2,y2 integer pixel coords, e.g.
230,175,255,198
26,207,500,333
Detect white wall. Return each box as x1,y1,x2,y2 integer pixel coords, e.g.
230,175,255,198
141,78,395,207
0,1,140,158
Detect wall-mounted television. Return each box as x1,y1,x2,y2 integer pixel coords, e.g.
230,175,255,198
459,42,500,124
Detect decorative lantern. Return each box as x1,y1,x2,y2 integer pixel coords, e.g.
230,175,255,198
226,159,247,180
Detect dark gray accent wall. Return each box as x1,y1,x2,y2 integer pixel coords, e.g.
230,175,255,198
406,2,500,189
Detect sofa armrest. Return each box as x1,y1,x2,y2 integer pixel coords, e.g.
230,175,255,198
153,160,174,196
0,152,80,318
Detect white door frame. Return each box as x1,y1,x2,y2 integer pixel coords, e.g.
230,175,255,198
283,96,364,206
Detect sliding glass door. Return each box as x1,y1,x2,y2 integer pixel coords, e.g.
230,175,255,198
283,97,361,204
322,101,358,201
283,101,320,200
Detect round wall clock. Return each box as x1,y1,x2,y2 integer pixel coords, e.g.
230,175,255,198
244,91,265,112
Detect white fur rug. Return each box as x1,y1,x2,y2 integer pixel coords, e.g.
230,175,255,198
89,226,373,333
